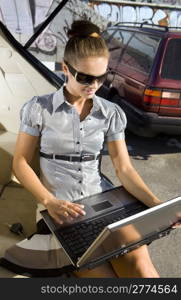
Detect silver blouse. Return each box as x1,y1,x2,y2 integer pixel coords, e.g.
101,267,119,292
19,86,127,201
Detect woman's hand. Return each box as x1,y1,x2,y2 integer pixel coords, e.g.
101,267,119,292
45,197,86,225
172,221,181,229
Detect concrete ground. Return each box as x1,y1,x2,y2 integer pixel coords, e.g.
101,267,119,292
0,183,37,278
0,131,181,278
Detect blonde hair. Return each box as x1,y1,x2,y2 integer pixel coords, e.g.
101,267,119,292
64,20,109,65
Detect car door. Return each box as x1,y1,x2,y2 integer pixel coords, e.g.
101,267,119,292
104,28,133,99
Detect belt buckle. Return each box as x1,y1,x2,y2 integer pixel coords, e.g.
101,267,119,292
69,156,73,162
82,154,92,161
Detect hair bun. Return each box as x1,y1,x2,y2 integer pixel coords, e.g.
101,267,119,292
67,20,101,39
89,32,100,38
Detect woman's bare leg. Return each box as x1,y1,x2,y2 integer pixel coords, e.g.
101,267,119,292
73,245,159,278
110,245,159,278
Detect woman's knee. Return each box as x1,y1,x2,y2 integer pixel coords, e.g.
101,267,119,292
123,245,150,263
126,246,159,277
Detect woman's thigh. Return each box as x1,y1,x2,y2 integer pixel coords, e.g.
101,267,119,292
73,245,159,278
110,245,159,278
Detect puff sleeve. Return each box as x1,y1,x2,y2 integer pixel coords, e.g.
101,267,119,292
19,96,42,136
106,104,127,141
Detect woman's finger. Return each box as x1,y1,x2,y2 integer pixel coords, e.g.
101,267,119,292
63,211,69,218
54,203,76,220
67,203,86,215
65,206,80,218
62,210,74,221
50,212,64,225
61,202,84,216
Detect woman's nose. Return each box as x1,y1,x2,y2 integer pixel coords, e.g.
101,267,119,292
90,79,99,89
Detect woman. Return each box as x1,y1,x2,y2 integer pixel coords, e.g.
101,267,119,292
12,20,161,277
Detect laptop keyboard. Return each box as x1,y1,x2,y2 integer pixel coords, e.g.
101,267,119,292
57,203,146,258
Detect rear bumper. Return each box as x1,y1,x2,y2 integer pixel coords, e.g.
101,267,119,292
118,99,181,135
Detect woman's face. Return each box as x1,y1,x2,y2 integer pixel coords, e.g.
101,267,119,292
63,56,108,99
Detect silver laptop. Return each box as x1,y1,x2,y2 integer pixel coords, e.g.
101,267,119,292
41,186,181,271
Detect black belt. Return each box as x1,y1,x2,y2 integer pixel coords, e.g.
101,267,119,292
39,151,100,162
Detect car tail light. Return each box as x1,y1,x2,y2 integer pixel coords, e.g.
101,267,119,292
144,89,161,106
161,91,180,106
143,88,180,108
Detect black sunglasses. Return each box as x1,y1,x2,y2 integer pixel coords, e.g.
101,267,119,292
64,61,108,85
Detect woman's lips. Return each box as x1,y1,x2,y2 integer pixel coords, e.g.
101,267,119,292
84,89,95,94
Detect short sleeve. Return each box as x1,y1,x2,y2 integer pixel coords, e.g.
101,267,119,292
19,96,42,136
106,104,127,141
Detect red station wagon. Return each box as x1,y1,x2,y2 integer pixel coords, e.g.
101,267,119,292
101,23,181,136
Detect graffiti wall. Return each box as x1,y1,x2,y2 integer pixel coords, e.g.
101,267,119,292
1,0,181,63
90,0,181,27
0,0,108,62
31,0,108,62
90,0,181,6
111,0,181,4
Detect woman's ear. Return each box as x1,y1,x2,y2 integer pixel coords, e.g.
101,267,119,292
62,62,69,83
62,62,68,75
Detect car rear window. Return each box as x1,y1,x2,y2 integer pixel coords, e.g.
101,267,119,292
104,29,160,75
161,39,181,80
103,28,133,70
122,32,160,74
